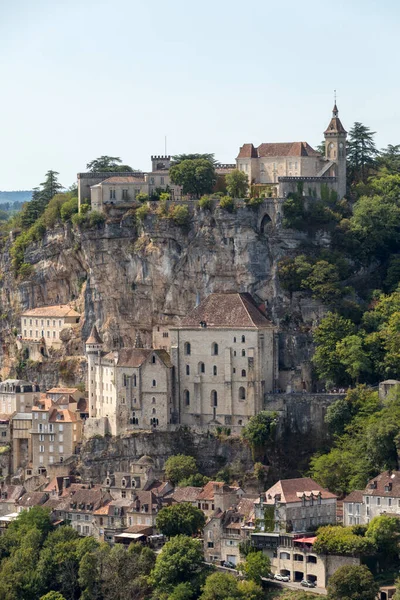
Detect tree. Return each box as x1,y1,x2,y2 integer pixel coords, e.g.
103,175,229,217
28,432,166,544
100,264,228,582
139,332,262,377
327,564,378,600
40,593,66,600
237,580,264,600
150,535,205,590
313,526,375,557
225,170,249,198
336,334,370,383
199,572,241,600
347,122,378,185
304,260,342,304
312,312,356,385
171,154,216,166
365,515,400,556
156,503,206,537
168,582,195,600
164,455,198,485
169,159,217,198
241,411,278,460
40,171,64,207
377,144,400,175
86,156,134,172
237,551,271,582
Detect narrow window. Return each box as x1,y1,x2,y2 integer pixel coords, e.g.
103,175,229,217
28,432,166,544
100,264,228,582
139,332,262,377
239,387,246,400
241,369,246,377
198,362,205,374
241,335,245,343
184,390,190,406
211,390,218,407
213,365,217,376
212,343,218,356
184,342,191,356
186,365,190,375
152,355,156,364
242,350,246,357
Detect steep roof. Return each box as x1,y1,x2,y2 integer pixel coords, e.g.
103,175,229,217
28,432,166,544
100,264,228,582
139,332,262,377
0,485,25,502
237,141,320,159
180,293,272,329
169,486,200,503
49,408,79,423
262,477,337,504
47,387,79,395
365,470,400,497
86,325,103,345
22,305,80,318
343,490,364,503
104,348,172,368
18,491,48,507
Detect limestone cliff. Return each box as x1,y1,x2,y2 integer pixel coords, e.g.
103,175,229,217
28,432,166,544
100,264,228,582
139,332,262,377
0,203,324,386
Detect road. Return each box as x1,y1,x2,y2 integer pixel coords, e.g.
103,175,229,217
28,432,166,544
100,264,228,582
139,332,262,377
262,578,327,596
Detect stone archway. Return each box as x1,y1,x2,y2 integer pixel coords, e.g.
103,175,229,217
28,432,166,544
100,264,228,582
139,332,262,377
260,212,273,234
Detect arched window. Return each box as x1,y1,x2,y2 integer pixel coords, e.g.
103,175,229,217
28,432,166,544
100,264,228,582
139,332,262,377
241,335,245,343
152,355,156,364
211,390,218,407
233,337,236,343
184,342,191,355
152,379,156,387
198,362,205,374
241,369,246,377
152,397,156,404
242,350,246,357
133,375,137,387
121,478,126,488
152,407,156,414
184,390,190,406
186,364,190,375
239,387,246,400
212,342,218,356
213,365,217,376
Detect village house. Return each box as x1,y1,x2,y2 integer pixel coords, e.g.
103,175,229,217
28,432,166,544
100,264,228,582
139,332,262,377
64,486,111,537
93,499,132,544
31,395,83,476
85,326,175,436
16,491,49,513
0,379,40,414
170,293,277,430
0,483,25,517
11,412,32,474
254,477,337,534
236,103,347,200
343,470,400,525
20,305,80,350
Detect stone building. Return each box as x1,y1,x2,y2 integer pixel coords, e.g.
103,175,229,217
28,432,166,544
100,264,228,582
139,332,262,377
11,412,33,473
342,470,400,525
31,395,83,476
77,155,182,211
85,326,175,436
236,103,347,199
20,305,80,350
170,293,277,430
342,490,364,526
0,379,40,414
255,477,337,534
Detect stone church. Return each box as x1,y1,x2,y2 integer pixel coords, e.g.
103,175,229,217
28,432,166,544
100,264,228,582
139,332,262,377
236,103,347,199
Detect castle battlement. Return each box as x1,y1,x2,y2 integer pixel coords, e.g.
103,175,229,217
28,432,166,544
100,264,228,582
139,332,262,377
151,155,171,160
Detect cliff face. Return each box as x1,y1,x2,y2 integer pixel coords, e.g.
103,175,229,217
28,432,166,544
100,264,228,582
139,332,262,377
0,203,324,384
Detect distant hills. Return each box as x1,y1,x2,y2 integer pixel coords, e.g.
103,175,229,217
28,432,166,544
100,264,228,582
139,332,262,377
0,191,32,204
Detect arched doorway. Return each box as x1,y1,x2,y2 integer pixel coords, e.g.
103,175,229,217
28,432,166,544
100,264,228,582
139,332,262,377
260,212,272,233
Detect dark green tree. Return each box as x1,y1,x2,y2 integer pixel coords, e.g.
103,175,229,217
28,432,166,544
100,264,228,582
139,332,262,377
169,159,217,198
377,144,400,174
171,153,216,166
150,535,205,591
347,122,377,185
312,312,356,385
156,503,206,537
237,551,271,582
199,572,241,600
327,564,378,600
241,411,278,459
225,170,249,198
86,156,134,172
164,454,198,485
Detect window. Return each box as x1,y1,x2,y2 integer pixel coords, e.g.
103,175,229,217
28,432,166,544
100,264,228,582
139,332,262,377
198,362,205,374
47,320,50,326
49,445,54,453
35,330,38,337
30,330,32,337
213,365,217,376
122,490,126,498
39,445,44,453
239,387,246,400
109,189,116,200
241,335,245,343
59,434,63,442
377,497,381,506
152,397,156,404
47,331,50,338
49,456,54,464
152,407,156,414
186,365,190,375
39,434,44,441
53,331,56,338
212,342,218,356
280,552,290,560
59,445,64,453
150,177,155,185
366,496,370,505
152,355,156,364
122,189,128,200
184,342,191,355
152,379,156,387
389,498,393,507
184,390,190,406
348,503,353,515
59,320,61,327
233,337,236,343
59,424,63,432
307,555,317,564
211,390,218,407
133,375,137,387
49,424,53,432
53,320,55,326
160,177,164,185
241,369,246,377
242,350,246,357
1,432,6,438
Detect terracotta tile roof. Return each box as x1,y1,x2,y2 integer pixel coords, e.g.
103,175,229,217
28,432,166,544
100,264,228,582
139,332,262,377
262,478,337,504
54,395,76,406
170,486,200,503
0,484,25,502
98,176,146,184
33,398,54,411
49,408,79,423
123,525,154,535
47,388,79,395
18,491,48,507
129,491,159,512
104,348,172,369
196,481,238,501
22,305,80,318
66,488,110,512
236,496,258,519
237,142,320,159
343,490,364,503
365,471,400,497
86,325,103,345
180,293,272,329
44,476,78,494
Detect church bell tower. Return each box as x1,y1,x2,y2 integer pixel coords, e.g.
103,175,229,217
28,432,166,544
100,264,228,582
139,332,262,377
324,101,347,199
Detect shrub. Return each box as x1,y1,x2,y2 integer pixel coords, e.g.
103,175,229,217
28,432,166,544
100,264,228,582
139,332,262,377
136,192,149,203
18,263,34,280
198,195,213,210
136,204,150,222
88,211,105,227
60,197,79,221
80,203,90,215
219,196,235,212
169,205,190,226
245,196,264,208
71,212,87,228
159,192,171,201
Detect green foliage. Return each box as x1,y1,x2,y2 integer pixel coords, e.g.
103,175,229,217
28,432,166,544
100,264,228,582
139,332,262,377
199,572,241,600
245,196,264,208
136,192,149,203
326,564,378,600
219,196,235,212
313,525,375,556
135,204,150,222
169,204,190,226
198,195,213,210
165,454,197,484
178,473,210,487
60,197,79,221
171,153,216,166
241,411,278,459
156,503,206,537
225,170,249,198
168,582,196,600
169,159,217,198
365,514,400,556
150,535,205,591
40,593,66,600
347,122,378,187
86,156,135,172
237,551,271,582
237,580,264,600
312,312,356,385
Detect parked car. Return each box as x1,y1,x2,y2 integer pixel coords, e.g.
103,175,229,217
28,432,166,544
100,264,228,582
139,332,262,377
223,561,236,569
301,579,316,588
280,575,290,582
274,574,283,581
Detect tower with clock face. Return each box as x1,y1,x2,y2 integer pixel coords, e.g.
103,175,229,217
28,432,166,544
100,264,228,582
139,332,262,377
324,103,347,198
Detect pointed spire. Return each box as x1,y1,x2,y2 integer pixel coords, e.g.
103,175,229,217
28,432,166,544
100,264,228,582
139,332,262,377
86,325,103,345
332,89,338,116
134,331,144,348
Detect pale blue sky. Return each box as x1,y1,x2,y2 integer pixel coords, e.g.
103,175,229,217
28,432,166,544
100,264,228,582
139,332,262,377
1,0,399,190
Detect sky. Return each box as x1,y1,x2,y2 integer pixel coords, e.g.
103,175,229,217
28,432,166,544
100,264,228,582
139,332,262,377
1,0,399,190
